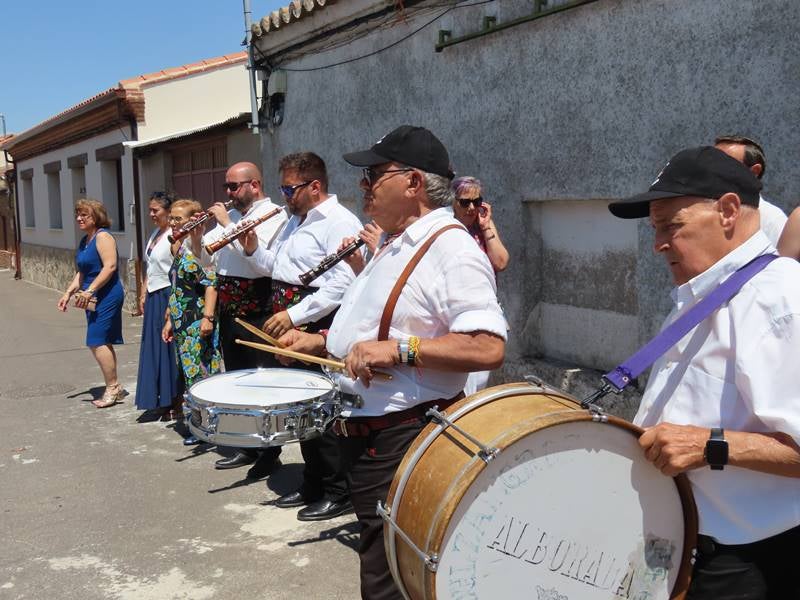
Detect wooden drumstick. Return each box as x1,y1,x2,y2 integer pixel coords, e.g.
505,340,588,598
235,339,393,381
234,317,284,348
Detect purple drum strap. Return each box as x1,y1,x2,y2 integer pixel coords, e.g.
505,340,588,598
603,253,778,391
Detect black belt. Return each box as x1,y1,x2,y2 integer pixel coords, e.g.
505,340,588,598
331,393,464,438
697,523,800,557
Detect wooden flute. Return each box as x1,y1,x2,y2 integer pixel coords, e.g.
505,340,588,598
299,238,365,286
204,207,284,255
167,199,233,243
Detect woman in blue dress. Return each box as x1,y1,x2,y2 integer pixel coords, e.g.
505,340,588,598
134,191,182,417
57,199,125,408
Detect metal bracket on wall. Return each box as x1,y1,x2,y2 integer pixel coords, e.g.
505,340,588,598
435,0,599,52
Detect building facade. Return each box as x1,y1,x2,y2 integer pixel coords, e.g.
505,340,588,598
2,53,256,307
249,0,799,415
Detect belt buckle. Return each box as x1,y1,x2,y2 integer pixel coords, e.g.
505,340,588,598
334,417,349,438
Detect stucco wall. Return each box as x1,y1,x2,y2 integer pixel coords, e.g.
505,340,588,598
16,128,137,257
254,0,798,409
137,64,251,140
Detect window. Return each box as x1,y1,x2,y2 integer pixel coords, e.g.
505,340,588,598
22,173,34,227
99,159,125,232
47,171,63,229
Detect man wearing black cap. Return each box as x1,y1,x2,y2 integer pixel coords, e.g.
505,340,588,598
276,125,507,599
609,146,800,599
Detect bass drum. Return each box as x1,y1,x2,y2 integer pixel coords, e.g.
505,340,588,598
383,382,697,600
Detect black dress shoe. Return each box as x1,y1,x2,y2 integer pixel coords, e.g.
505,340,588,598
297,499,354,521
275,490,317,508
182,435,201,446
215,451,257,470
246,458,282,480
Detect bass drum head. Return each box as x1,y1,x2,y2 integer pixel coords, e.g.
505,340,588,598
435,418,687,600
188,368,334,407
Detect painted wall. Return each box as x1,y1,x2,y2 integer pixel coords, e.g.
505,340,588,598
137,64,251,140
254,0,799,412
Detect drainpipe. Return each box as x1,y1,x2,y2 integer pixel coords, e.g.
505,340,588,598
243,0,261,134
128,117,144,311
8,161,21,280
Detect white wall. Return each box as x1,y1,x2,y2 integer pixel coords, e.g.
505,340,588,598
137,64,251,140
17,127,137,259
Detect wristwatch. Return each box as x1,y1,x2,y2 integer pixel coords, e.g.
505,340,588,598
705,428,728,471
202,314,216,323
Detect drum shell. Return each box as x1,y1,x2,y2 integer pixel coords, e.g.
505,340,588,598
384,383,697,600
185,368,340,448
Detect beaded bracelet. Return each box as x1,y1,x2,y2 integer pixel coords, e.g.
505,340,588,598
408,336,421,366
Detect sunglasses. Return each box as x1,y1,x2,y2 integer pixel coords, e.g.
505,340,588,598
361,167,413,187
223,180,253,192
458,197,483,208
279,181,313,199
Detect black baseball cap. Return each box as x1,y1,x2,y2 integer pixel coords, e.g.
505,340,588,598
343,125,454,179
608,146,762,219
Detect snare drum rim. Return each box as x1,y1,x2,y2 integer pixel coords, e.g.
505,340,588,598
187,367,336,409
386,384,698,600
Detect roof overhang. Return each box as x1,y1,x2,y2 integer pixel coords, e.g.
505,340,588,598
124,113,251,158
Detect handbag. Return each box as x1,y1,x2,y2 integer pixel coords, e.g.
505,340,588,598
73,293,98,312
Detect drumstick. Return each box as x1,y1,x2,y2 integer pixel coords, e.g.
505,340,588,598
234,317,284,348
235,339,393,381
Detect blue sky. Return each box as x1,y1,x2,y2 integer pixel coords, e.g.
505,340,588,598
1,1,286,135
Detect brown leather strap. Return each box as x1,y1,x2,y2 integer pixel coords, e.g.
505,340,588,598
378,224,464,341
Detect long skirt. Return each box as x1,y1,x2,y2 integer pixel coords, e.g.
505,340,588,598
135,287,181,410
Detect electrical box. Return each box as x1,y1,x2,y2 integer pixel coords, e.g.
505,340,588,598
268,70,288,96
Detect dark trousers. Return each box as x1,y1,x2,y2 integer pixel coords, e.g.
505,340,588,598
338,419,426,600
688,524,800,599
299,428,348,502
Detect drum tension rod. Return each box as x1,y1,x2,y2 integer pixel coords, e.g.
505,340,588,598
376,501,439,572
425,407,500,463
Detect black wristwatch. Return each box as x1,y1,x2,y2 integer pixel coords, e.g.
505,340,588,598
202,314,216,323
705,428,728,471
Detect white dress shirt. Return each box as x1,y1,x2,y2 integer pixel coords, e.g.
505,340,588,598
201,198,287,279
758,196,787,247
145,228,172,292
246,195,362,326
634,231,800,544
327,208,508,417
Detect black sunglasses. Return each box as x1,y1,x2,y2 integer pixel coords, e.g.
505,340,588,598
223,180,253,192
280,181,313,199
458,197,483,208
361,167,413,187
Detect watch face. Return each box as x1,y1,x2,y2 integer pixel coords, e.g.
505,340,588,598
706,439,729,468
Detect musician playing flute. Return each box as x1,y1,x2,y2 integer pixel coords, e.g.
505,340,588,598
240,152,362,521
276,127,507,599
192,161,287,473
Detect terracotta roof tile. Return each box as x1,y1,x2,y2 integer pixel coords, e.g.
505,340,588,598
11,52,248,144
251,0,338,38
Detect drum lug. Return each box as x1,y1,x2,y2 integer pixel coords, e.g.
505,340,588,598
206,407,220,433
377,501,439,572
426,407,500,463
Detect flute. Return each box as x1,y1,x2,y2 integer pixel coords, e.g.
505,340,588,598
167,200,233,243
204,207,283,255
299,238,365,286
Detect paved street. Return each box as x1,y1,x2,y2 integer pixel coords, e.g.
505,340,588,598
0,271,360,600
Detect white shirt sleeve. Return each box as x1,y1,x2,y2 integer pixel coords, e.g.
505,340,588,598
245,244,277,277
432,236,508,339
286,218,360,326
735,312,800,443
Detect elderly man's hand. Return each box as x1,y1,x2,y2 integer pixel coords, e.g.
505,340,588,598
345,340,398,388
275,329,327,366
639,422,710,476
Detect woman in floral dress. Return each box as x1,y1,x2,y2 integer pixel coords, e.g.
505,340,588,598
161,199,221,440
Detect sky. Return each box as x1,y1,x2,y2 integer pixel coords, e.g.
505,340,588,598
0,1,286,135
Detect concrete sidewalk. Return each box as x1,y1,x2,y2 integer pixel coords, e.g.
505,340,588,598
0,272,360,599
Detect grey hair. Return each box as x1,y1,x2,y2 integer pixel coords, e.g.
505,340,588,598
422,171,455,208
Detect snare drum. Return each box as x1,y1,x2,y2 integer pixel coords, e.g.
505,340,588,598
381,382,697,600
185,368,339,447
